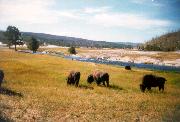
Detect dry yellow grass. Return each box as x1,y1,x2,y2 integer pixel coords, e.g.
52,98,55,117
0,48,180,121
150,52,180,61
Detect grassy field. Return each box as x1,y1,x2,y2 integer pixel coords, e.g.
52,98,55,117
0,48,180,121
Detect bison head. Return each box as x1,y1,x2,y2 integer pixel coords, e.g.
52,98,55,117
159,77,167,82
87,74,94,84
140,84,145,92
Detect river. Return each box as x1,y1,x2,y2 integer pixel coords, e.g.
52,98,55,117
58,54,180,72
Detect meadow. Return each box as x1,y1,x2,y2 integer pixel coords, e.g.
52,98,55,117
0,48,180,121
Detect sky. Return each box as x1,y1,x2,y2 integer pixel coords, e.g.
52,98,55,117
0,0,180,43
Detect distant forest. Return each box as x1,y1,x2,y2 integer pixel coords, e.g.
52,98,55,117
138,30,180,51
0,31,134,49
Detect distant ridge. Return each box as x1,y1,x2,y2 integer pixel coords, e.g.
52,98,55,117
0,31,136,48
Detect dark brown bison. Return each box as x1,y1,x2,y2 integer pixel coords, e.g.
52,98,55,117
140,74,166,92
87,71,109,87
125,65,131,70
67,71,80,87
0,70,4,87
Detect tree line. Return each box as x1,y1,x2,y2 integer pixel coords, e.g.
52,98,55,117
138,30,180,51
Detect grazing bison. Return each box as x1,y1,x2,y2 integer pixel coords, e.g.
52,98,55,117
140,74,166,92
0,70,4,87
125,65,131,70
67,71,80,87
87,71,109,87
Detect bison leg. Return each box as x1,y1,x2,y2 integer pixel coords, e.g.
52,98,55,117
102,81,106,86
97,82,101,86
106,81,109,87
75,80,79,87
159,85,164,91
96,80,101,86
140,84,146,92
96,79,101,86
67,78,71,85
142,86,147,92
147,87,151,91
162,85,164,91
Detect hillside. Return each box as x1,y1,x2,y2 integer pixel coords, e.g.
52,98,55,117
0,48,180,121
139,30,180,51
0,31,133,48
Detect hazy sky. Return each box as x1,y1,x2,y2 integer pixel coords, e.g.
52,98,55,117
0,0,180,42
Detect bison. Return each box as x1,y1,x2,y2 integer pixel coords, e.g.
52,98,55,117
87,71,109,87
67,71,80,87
125,65,131,70
140,74,166,92
0,70,4,87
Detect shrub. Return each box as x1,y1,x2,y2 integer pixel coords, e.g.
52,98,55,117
68,47,76,54
28,37,39,53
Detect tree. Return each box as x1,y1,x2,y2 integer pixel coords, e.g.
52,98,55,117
28,37,39,53
4,26,21,51
68,46,76,54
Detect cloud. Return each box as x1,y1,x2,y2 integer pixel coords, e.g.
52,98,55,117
0,0,170,30
88,13,171,30
83,6,111,14
132,0,147,4
56,11,80,19
0,0,80,25
0,0,57,24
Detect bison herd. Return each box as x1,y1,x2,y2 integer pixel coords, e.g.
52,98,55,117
0,68,167,92
67,71,109,87
67,70,167,92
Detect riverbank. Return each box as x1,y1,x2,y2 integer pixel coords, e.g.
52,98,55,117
14,47,180,72
31,47,180,67
2,46,180,70
75,49,180,67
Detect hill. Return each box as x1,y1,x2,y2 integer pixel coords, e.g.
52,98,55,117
139,30,180,51
0,31,134,48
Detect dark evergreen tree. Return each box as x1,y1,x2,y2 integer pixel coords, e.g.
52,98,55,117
28,37,39,53
4,26,21,51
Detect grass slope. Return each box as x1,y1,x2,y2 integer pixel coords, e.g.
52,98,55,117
0,48,180,121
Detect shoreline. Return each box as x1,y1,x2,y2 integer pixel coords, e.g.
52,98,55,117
75,49,180,67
